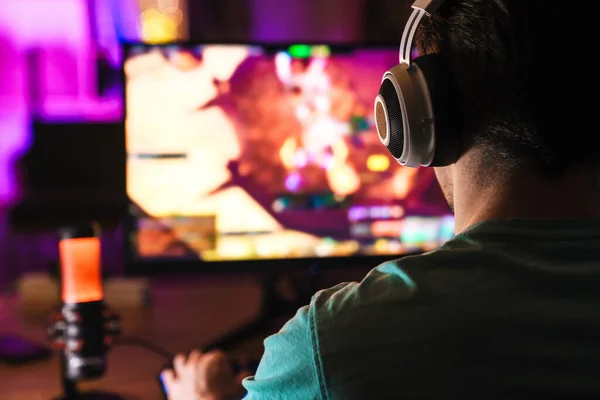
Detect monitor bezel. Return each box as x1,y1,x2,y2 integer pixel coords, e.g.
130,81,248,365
121,40,438,277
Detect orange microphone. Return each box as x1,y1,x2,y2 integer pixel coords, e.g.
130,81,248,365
48,223,121,399
59,228,104,304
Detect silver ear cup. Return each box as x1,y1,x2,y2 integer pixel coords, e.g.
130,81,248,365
375,73,406,162
374,62,435,168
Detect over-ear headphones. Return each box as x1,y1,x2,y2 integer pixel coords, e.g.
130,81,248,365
374,0,461,168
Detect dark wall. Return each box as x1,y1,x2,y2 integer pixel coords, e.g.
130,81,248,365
187,0,409,43
364,0,411,43
188,0,252,41
10,121,126,232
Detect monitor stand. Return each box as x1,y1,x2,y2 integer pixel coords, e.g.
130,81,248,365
202,266,321,351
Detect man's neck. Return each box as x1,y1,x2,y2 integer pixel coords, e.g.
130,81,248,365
453,162,600,233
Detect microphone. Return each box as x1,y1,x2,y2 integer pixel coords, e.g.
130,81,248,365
48,223,122,399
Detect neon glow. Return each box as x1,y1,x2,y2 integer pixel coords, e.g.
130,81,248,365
141,9,178,43
288,44,312,58
311,45,331,58
285,173,303,192
0,0,140,204
348,206,369,221
59,237,103,303
367,154,390,172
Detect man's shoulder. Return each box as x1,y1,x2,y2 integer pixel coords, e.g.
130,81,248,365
308,242,493,346
311,248,456,316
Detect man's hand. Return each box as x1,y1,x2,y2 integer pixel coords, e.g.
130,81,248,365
161,350,250,400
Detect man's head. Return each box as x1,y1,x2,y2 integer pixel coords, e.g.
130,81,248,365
413,0,599,226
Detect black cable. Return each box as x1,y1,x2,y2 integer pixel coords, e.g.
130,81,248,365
113,336,174,361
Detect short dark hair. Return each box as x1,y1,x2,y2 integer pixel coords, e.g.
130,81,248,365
416,0,595,177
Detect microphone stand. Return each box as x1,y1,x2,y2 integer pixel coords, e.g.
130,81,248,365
49,302,124,400
60,354,78,399
48,223,125,400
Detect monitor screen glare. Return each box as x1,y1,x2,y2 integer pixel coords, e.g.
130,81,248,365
124,43,454,262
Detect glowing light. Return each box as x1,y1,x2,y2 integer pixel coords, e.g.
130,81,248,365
327,163,360,196
374,239,389,253
393,168,419,199
275,52,293,83
390,206,405,218
272,199,286,213
344,241,360,254
141,9,178,43
367,154,390,172
330,141,348,162
306,58,330,91
439,215,456,241
321,153,335,170
387,241,403,253
307,57,327,74
293,150,308,168
314,96,330,112
312,45,331,58
59,238,103,303
203,45,253,81
285,173,302,192
295,105,311,122
315,237,336,257
371,220,404,237
348,206,368,221
279,137,297,169
401,217,441,245
369,205,391,219
255,241,280,258
289,44,311,58
217,238,254,259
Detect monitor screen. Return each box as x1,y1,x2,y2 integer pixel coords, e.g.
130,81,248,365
124,43,454,264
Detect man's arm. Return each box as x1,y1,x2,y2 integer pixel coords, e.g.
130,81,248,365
242,305,324,399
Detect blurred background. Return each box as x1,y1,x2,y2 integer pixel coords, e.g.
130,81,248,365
0,0,410,285
0,1,441,399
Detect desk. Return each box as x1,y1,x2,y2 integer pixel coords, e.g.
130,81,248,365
0,275,267,400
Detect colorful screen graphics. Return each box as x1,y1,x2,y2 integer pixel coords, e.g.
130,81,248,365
124,43,454,262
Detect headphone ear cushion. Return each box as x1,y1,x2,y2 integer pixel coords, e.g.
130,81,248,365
413,54,462,166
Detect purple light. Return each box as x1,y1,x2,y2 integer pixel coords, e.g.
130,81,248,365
348,206,368,221
0,113,29,205
285,173,302,192
411,47,419,60
369,205,392,219
0,0,140,204
250,0,361,42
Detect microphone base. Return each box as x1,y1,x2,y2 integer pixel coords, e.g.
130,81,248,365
53,391,125,400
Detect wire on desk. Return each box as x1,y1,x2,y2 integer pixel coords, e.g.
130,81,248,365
113,336,174,361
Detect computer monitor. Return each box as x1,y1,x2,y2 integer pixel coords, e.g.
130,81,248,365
123,42,454,273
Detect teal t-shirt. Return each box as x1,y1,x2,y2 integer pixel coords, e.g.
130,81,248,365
242,218,600,399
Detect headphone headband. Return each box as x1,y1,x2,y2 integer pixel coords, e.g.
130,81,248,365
400,0,447,64
375,0,460,169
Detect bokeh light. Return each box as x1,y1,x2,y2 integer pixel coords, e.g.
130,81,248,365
367,154,390,172
141,9,178,43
